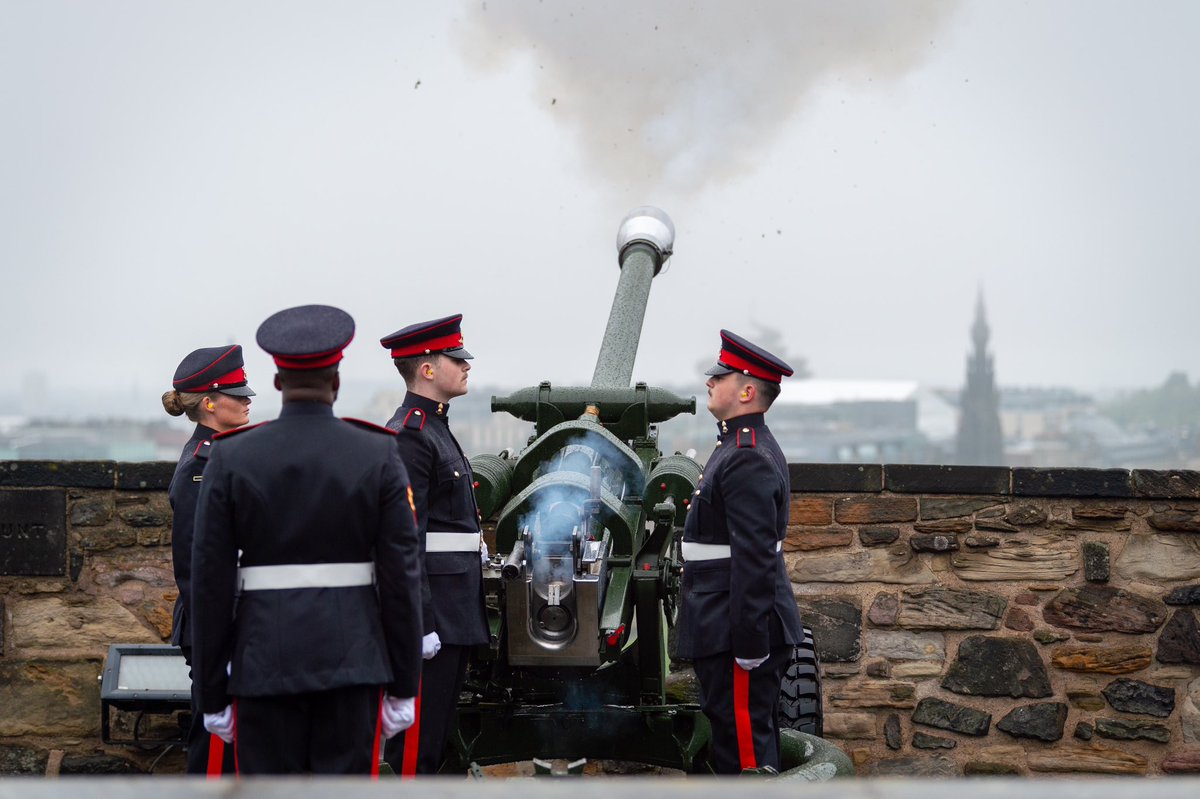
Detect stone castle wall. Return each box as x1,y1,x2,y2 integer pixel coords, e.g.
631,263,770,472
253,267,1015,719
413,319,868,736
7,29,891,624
1,460,1199,775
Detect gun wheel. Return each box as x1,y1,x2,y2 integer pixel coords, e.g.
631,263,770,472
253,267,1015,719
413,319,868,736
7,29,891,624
777,625,822,736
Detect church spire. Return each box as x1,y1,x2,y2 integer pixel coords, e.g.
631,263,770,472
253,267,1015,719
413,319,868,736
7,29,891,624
955,290,1004,465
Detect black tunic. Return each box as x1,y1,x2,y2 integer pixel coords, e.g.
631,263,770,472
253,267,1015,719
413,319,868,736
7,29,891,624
190,401,424,714
168,423,217,653
676,412,804,660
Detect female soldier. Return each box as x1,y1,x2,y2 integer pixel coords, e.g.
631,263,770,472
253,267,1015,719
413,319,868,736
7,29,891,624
161,345,254,775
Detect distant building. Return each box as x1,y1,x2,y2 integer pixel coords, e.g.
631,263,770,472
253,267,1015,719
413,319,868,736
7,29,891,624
955,292,1004,465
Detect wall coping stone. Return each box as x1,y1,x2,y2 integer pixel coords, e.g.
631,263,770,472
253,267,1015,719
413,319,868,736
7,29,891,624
2,461,1200,500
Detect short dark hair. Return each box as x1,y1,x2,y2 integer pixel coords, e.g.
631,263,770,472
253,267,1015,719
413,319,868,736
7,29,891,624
394,353,440,386
750,376,781,408
277,365,339,389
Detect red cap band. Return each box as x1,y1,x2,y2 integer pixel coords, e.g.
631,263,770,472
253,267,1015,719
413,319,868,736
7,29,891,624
273,350,345,370
719,348,782,383
390,332,465,359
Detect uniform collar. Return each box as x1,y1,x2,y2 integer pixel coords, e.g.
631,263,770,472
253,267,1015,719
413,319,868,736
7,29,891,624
279,400,335,418
405,390,450,420
716,411,766,441
192,423,219,442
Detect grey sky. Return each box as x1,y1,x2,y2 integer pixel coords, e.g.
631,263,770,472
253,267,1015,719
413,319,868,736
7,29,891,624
3,0,1198,417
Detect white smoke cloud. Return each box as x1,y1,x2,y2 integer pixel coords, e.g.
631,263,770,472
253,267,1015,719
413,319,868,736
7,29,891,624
458,0,961,194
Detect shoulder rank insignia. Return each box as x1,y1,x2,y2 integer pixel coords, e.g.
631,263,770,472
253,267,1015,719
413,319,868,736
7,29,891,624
736,427,757,448
343,417,397,436
402,408,427,431
193,439,213,460
213,421,267,440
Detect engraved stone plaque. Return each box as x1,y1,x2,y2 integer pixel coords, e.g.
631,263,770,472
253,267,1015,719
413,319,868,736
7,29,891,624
0,489,67,576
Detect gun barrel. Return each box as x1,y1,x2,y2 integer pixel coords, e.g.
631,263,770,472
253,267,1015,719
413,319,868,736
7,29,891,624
590,208,675,388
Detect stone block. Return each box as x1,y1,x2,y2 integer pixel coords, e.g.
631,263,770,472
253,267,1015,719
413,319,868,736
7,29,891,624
950,535,1078,581
1074,722,1094,740
865,659,890,678
867,592,898,626
883,713,901,750
788,496,833,525
1027,743,1147,775
964,536,1000,548
833,496,917,524
78,528,137,551
1133,469,1200,499
919,497,1005,520
0,660,102,736
68,498,112,527
1166,585,1200,605
942,635,1052,698
783,527,852,552
1148,510,1200,533
891,661,944,678
858,526,899,546
974,517,1020,533
911,731,956,749
1043,584,1168,634
0,744,49,775
115,461,174,490
1006,504,1048,525
1115,534,1200,582
1033,628,1070,644
11,596,160,652
794,597,860,662
996,702,1067,741
789,463,882,493
824,712,875,740
1094,718,1171,743
870,755,957,777
1004,607,1034,631
910,533,960,552
1051,644,1153,674
1158,609,1200,664
1013,468,1133,498
788,546,934,585
1103,677,1175,717
866,629,945,661
60,754,142,774
118,504,169,528
911,697,991,735
1082,541,1110,582
828,681,915,709
885,465,1009,495
1184,677,1200,744
964,746,1025,775
0,461,115,488
1067,689,1106,711
1161,749,1200,774
896,586,1006,630
913,518,973,534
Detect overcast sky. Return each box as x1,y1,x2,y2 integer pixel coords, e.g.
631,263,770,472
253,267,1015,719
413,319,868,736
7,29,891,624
3,1,1199,418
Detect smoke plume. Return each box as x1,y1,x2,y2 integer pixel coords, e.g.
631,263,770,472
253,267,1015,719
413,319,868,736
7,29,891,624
458,0,960,194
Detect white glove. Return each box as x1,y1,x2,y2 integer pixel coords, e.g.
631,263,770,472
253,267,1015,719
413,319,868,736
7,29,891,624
203,704,235,744
735,655,769,671
380,695,416,738
480,539,490,565
422,631,442,660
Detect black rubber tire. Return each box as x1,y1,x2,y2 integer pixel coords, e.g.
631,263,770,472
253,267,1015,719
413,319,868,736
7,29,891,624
777,625,822,736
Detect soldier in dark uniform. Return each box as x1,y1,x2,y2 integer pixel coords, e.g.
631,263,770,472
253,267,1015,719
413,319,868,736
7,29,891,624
676,329,805,775
161,344,254,776
377,314,489,777
190,304,424,775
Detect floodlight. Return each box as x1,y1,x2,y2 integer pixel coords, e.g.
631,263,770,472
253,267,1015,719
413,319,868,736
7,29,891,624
99,644,191,745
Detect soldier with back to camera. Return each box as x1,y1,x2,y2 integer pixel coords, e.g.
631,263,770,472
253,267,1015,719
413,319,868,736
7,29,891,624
378,314,489,777
190,304,423,775
676,329,805,775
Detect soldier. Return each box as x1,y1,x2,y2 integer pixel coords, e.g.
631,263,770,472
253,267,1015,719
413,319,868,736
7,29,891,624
676,329,805,775
161,344,253,776
190,304,423,775
378,314,489,777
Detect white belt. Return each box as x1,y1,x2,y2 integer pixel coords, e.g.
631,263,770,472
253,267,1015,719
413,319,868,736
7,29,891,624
238,562,374,591
681,541,783,562
426,531,481,552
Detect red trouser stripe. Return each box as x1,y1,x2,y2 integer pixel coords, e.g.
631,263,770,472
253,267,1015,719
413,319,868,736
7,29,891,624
733,663,757,770
400,679,423,779
231,700,240,775
206,734,224,778
371,689,384,779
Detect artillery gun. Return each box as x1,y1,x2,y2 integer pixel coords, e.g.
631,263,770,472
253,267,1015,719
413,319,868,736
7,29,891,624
449,209,840,776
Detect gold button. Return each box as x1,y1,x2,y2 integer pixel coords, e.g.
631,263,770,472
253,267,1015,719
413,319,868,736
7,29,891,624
743,428,750,433
454,470,460,478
